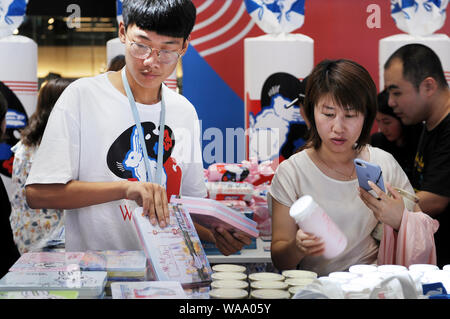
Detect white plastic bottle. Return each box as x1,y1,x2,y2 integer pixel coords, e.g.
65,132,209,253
289,195,347,259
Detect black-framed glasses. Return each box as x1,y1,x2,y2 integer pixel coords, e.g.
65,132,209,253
125,34,181,65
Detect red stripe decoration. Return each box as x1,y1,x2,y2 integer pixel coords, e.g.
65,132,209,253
164,79,178,91
2,80,38,94
190,0,254,57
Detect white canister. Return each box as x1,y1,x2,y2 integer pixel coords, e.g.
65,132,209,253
284,278,315,288
281,270,317,280
289,195,347,259
329,272,360,281
443,265,450,272
288,286,303,297
250,280,288,290
349,264,378,275
377,265,408,274
248,272,285,282
251,289,291,299
209,288,248,299
212,264,247,273
211,272,247,281
211,280,249,290
408,264,439,274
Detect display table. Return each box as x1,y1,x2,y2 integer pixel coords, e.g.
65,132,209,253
207,238,272,264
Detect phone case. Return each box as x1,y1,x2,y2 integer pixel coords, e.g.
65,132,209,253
354,159,385,192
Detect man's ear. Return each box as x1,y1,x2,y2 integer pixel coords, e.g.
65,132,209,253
420,77,438,98
180,36,190,56
118,21,126,44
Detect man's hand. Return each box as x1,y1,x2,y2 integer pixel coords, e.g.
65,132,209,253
212,227,253,256
125,181,170,227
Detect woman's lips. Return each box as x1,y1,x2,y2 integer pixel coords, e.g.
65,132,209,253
331,138,347,145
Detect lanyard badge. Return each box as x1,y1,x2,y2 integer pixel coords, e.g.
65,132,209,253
121,67,166,185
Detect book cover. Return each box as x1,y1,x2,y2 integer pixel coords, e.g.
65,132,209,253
0,290,79,299
133,204,212,289
170,195,259,238
9,252,85,272
111,281,186,299
78,251,107,271
102,250,147,272
0,271,107,298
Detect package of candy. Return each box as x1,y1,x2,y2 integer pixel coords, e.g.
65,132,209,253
206,163,250,182
206,182,254,202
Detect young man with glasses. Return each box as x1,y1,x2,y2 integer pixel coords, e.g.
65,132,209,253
25,0,251,255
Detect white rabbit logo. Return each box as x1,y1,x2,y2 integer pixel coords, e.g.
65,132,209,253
123,127,148,182
122,126,167,185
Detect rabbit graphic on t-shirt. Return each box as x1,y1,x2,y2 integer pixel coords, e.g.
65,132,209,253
122,126,167,185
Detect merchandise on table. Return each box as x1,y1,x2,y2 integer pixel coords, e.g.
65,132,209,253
0,290,79,299
212,264,247,273
328,271,360,281
284,278,315,288
377,264,408,274
248,272,285,282
289,286,302,297
211,280,249,290
348,264,378,275
209,288,248,299
250,289,290,299
206,182,254,202
170,195,259,238
211,271,247,281
292,263,450,299
205,163,250,182
8,251,85,272
0,271,107,299
250,280,288,290
408,264,439,274
281,269,317,279
111,281,186,299
133,204,212,289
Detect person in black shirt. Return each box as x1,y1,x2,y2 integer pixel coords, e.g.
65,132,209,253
384,44,450,267
370,90,423,181
0,92,20,278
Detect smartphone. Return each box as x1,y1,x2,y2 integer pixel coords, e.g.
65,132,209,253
354,159,385,193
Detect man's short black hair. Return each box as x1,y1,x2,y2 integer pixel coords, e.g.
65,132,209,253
122,0,196,41
384,43,448,90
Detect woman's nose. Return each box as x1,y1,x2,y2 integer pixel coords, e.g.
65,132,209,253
331,117,345,133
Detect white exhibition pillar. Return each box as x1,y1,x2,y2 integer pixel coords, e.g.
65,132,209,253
379,33,450,89
244,33,314,162
0,35,38,199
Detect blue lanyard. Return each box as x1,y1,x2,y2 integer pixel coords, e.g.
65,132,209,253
121,67,166,185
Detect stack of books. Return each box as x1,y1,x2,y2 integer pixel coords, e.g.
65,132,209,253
111,281,186,299
80,250,147,296
0,271,107,299
8,251,85,272
133,203,212,289
0,290,79,299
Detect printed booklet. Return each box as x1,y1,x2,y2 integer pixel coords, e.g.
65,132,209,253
111,281,186,299
170,195,259,238
133,203,212,288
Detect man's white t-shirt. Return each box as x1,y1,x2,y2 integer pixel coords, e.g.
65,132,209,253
26,72,207,251
269,146,415,276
